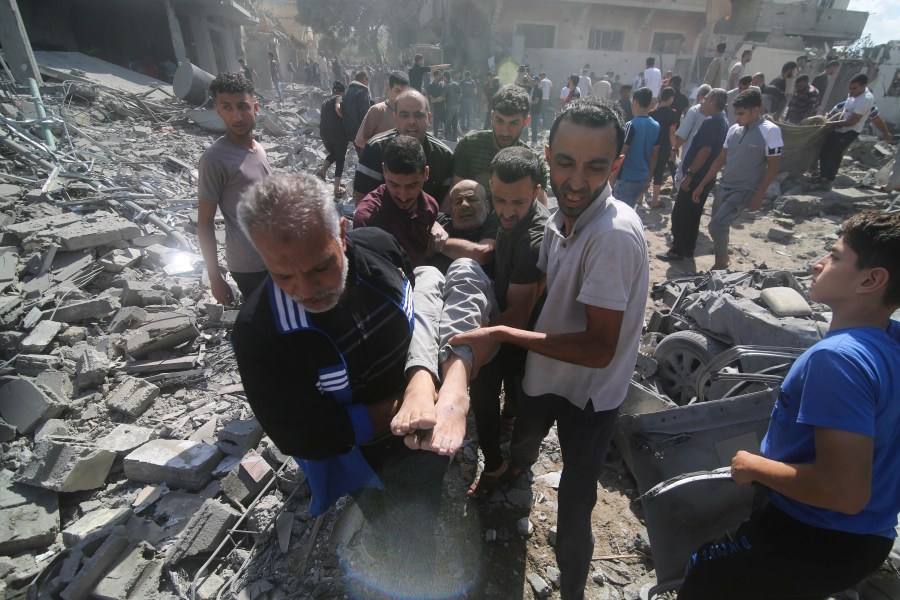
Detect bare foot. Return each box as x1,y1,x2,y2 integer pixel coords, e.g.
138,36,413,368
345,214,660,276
419,356,470,456
391,368,438,436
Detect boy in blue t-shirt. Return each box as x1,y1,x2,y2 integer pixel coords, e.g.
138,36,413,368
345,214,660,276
678,211,900,600
610,86,659,208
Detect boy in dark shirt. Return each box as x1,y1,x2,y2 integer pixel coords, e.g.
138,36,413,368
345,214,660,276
648,87,680,208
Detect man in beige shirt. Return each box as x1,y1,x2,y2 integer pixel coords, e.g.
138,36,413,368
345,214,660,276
355,71,410,149
703,43,727,87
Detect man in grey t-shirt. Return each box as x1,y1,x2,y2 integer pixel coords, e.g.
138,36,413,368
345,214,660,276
452,99,649,600
198,73,271,305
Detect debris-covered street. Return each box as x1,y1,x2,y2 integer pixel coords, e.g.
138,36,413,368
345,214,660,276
2,1,900,599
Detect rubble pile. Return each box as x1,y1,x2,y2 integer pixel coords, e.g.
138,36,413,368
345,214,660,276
0,79,357,599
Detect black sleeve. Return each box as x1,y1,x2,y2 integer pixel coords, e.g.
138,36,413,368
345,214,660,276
354,142,384,195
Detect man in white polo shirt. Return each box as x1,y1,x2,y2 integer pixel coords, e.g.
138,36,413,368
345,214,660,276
815,73,875,190
451,98,649,600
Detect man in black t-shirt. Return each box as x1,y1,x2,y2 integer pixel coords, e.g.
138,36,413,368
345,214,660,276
427,71,447,138
647,86,680,208
408,54,451,92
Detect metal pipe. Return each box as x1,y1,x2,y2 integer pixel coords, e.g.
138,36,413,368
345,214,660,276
27,78,56,150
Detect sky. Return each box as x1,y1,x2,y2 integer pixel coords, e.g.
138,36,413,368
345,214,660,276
847,0,900,45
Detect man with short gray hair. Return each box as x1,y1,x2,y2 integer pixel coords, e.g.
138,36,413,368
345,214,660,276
672,84,712,190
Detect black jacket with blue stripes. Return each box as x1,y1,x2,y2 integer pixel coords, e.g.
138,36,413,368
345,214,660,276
232,228,415,460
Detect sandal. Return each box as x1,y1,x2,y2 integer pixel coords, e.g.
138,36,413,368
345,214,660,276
467,462,509,501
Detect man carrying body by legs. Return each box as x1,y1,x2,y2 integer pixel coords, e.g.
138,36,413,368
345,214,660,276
815,74,875,191
452,98,649,600
678,212,900,599
694,89,782,270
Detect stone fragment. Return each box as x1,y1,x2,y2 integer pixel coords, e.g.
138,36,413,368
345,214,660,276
4,213,82,239
121,313,198,359
62,507,131,547
35,369,73,400
275,511,292,553
0,474,60,554
195,573,226,600
105,376,159,417
57,325,87,345
14,353,62,376
34,418,71,442
41,297,115,323
217,419,264,457
76,347,108,389
124,439,222,491
20,319,63,353
120,280,168,307
527,572,551,598
99,248,142,272
106,306,148,333
0,377,64,434
92,542,153,600
220,451,274,506
517,517,534,538
544,566,561,587
53,216,141,251
15,440,116,492
59,525,129,600
97,424,157,455
0,419,15,443
767,227,794,243
164,498,240,565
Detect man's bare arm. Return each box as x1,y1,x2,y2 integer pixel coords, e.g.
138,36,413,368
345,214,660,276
197,201,234,306
488,282,542,330
731,428,872,514
441,237,496,264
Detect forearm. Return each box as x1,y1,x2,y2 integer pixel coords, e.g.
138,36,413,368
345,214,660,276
686,147,711,174
697,154,725,188
734,452,866,514
441,239,495,264
493,325,615,368
197,219,222,279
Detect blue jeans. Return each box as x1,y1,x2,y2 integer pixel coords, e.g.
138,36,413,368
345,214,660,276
613,178,648,208
460,99,474,130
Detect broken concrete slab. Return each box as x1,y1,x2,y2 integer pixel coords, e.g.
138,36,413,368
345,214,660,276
14,353,63,376
62,506,131,547
19,319,64,353
75,347,108,389
15,440,116,492
120,280,169,307
99,247,143,273
164,498,239,566
220,450,273,506
767,227,794,244
0,474,60,554
106,306,148,333
51,216,141,251
0,419,15,443
35,368,74,401
124,439,222,492
0,377,64,434
92,542,154,600
97,424,157,455
121,313,198,359
34,418,72,442
217,419,264,457
3,213,82,240
59,525,130,600
41,297,116,323
105,376,160,417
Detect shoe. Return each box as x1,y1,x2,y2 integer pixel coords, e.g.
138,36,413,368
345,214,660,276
710,261,730,271
467,462,509,502
656,250,683,261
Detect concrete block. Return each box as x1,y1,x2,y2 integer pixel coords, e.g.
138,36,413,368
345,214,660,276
4,213,82,239
98,248,142,272
0,419,15,443
0,252,17,291
124,439,222,492
120,280,168,307
14,353,63,376
195,573,226,600
767,227,794,243
105,376,160,417
62,507,131,547
20,319,64,353
220,451,273,506
164,498,239,565
0,295,23,327
35,369,74,400
59,525,130,600
15,440,116,492
121,313,198,359
34,418,71,442
0,474,60,554
760,287,813,317
217,419,264,457
57,325,87,345
53,216,141,251
106,306,148,333
41,297,115,323
76,347,108,389
97,424,157,455
0,377,64,434
92,542,154,600
142,243,175,266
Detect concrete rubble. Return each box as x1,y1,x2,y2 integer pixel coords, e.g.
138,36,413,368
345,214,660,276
0,53,895,600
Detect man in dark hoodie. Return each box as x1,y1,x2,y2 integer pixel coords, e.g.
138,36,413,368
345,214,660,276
343,71,372,155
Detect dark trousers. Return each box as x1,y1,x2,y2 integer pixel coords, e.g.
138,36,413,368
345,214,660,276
677,503,893,600
445,106,460,141
530,111,540,144
460,99,474,130
670,178,715,257
469,344,525,472
818,130,859,181
433,109,446,137
231,271,268,300
511,393,619,600
322,137,349,178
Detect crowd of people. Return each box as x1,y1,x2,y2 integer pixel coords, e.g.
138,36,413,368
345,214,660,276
194,43,900,599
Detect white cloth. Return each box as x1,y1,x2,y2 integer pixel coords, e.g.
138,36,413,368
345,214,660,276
837,90,875,134
729,61,745,85
540,77,552,99
577,75,593,98
523,186,649,411
644,68,662,97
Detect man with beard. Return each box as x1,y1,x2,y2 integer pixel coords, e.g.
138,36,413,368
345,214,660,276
428,179,498,276
354,90,454,205
198,73,271,306
451,98,649,600
231,173,493,585
453,84,550,208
